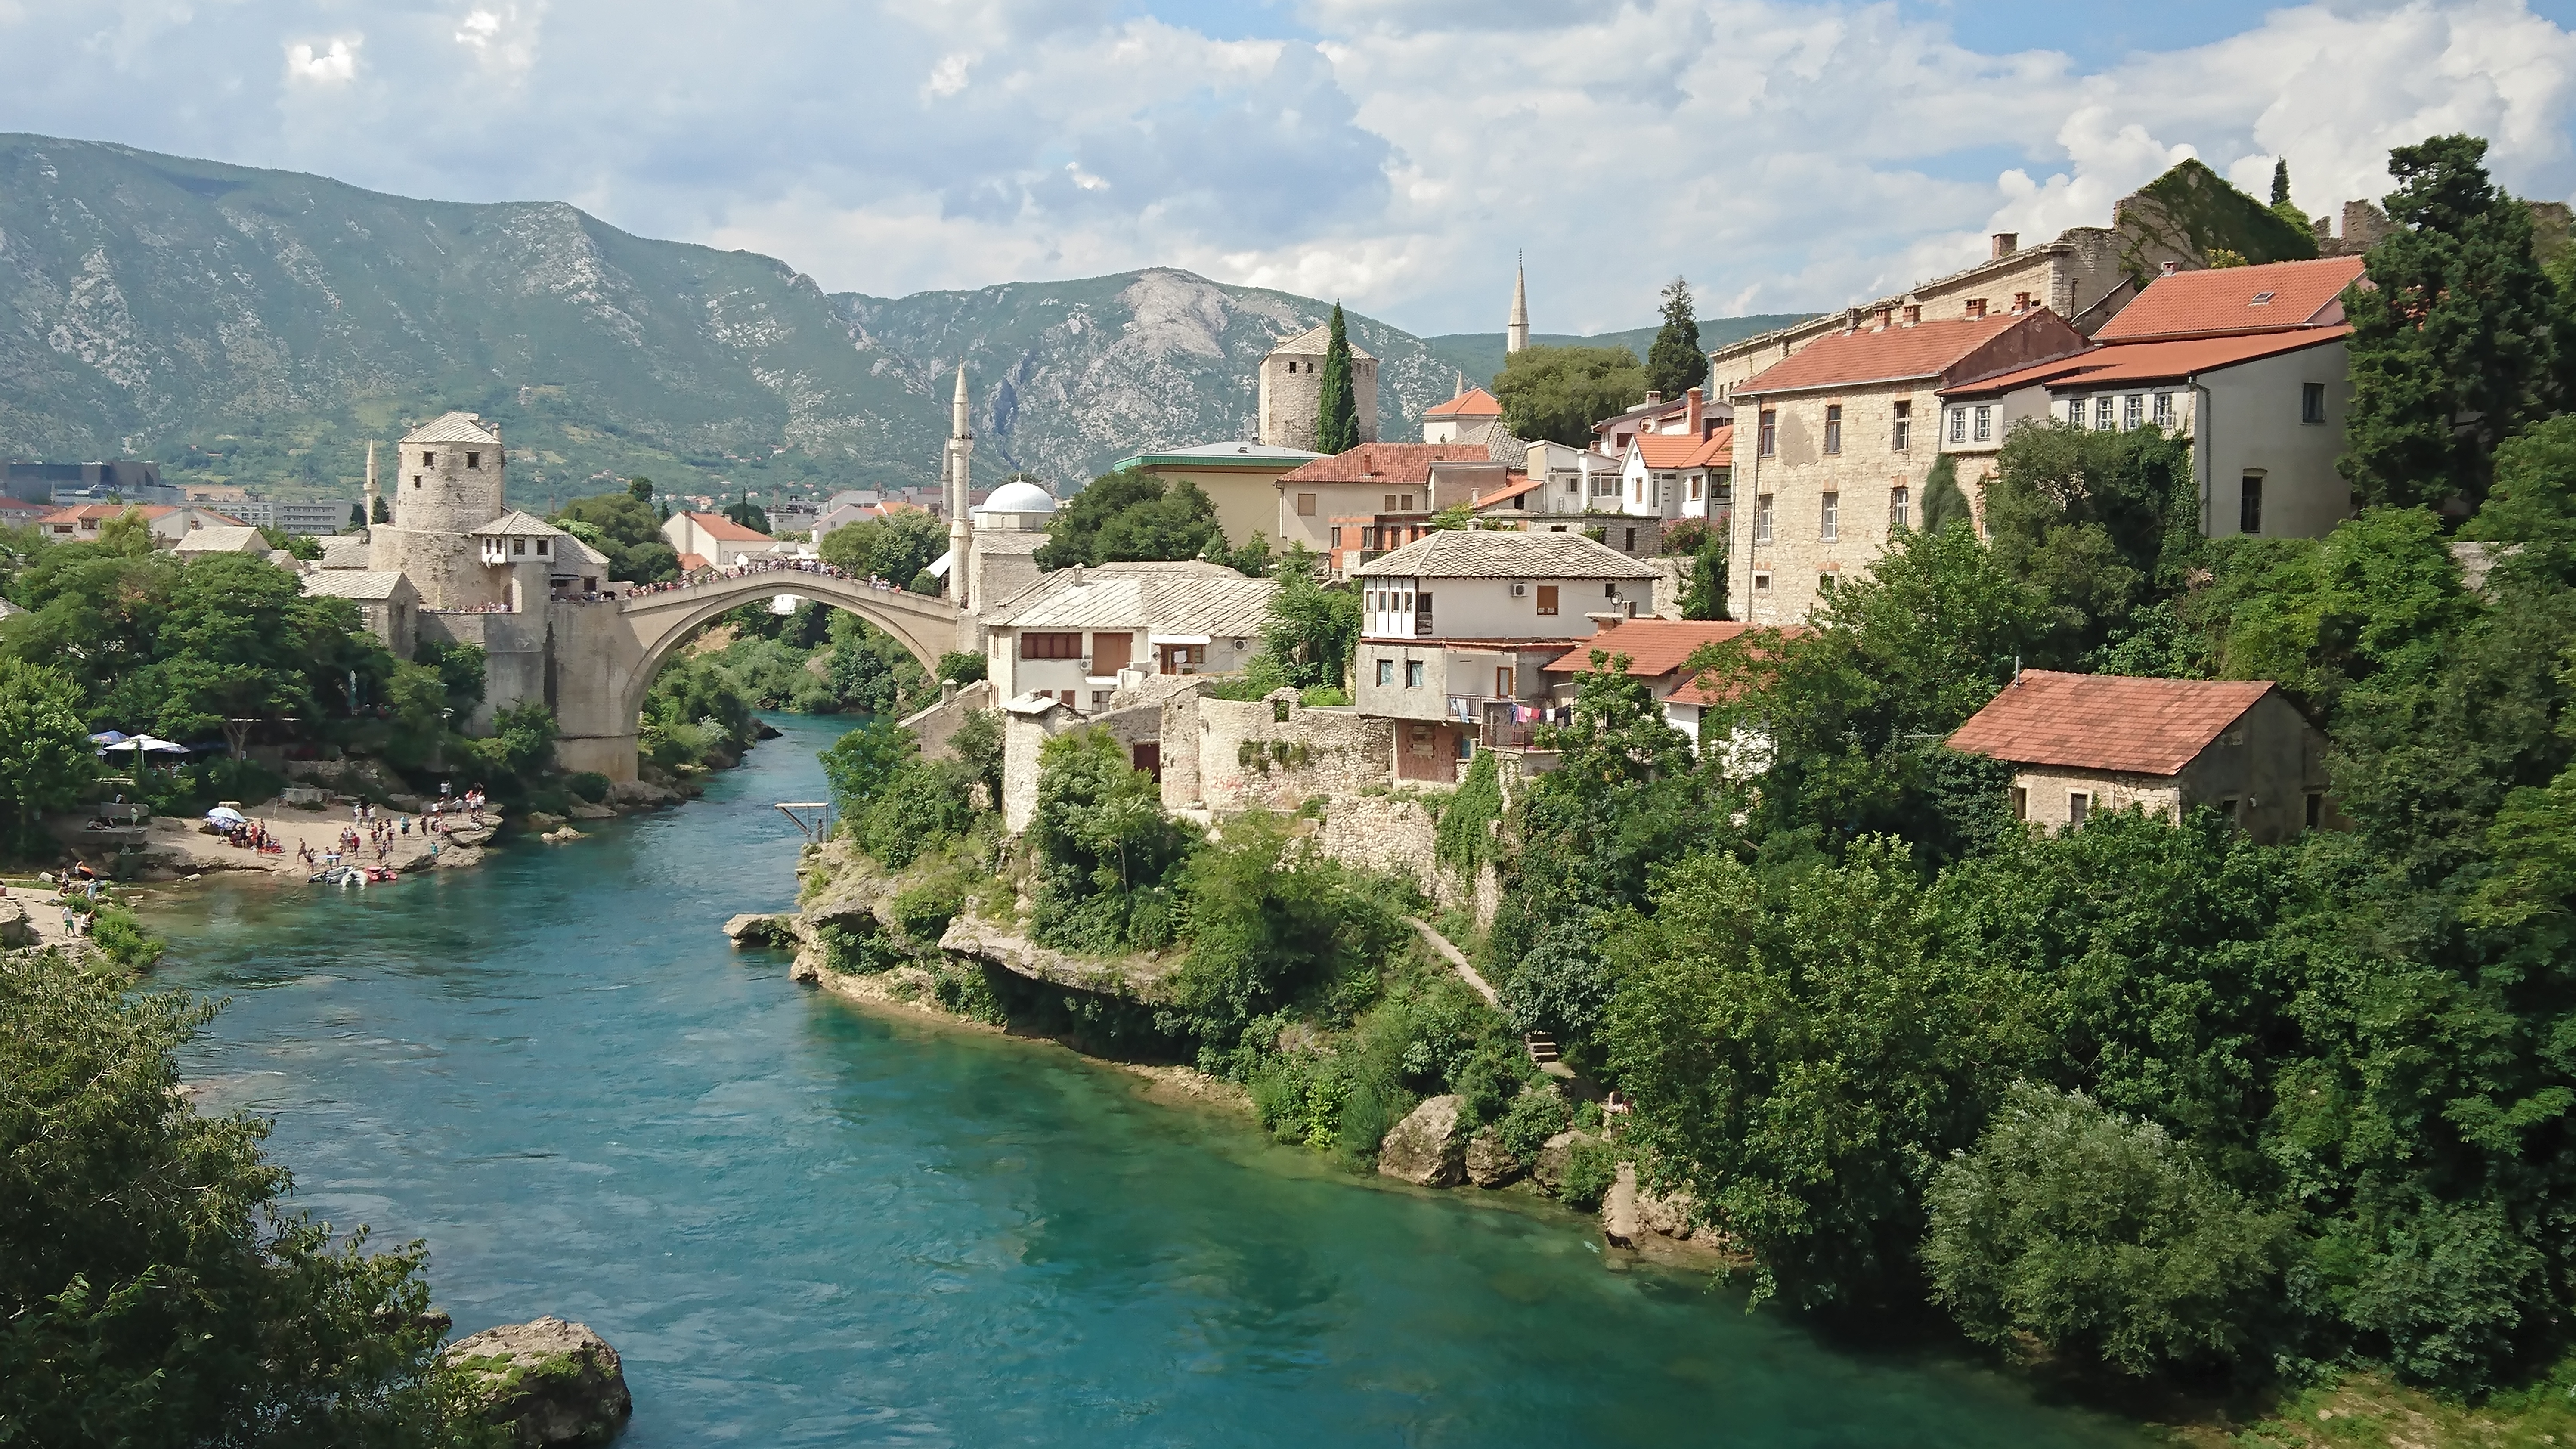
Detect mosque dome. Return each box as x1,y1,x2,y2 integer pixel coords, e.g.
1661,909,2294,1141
978,480,1056,516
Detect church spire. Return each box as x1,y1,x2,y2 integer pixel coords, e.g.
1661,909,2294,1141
1507,252,1529,355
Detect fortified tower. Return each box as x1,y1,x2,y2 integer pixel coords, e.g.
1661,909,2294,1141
1256,324,1378,453
371,412,514,611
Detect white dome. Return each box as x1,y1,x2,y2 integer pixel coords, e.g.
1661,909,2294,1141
978,480,1056,515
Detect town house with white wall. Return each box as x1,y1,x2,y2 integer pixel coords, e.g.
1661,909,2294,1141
982,561,1277,715
1352,530,1657,779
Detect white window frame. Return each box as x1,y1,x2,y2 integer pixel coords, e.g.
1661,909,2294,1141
1820,491,1839,542
1754,494,1775,546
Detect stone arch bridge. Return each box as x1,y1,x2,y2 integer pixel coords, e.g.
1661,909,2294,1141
551,569,960,781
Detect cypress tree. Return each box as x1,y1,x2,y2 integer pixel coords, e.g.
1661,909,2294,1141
1921,453,1972,534
2340,134,2564,512
2271,158,2291,207
1645,276,1709,398
1316,303,1361,455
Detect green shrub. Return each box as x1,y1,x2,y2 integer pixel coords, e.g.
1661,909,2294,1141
567,771,610,804
1496,1082,1573,1165
1557,1134,1619,1211
891,878,965,944
936,650,988,684
85,909,162,970
814,919,907,975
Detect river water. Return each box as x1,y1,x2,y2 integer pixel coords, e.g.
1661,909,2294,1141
152,714,2149,1447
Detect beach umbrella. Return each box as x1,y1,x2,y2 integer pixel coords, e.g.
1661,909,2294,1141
205,806,247,828
88,730,130,746
95,735,186,756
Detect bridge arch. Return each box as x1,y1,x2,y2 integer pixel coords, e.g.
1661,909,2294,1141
551,568,963,783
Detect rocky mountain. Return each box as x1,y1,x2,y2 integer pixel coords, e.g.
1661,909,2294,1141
1420,317,1816,394
0,134,1783,513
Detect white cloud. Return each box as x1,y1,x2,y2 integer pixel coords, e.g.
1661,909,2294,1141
284,36,359,86
9,0,2576,336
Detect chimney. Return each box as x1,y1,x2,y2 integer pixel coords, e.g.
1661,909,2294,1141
1644,390,1663,406
1873,307,1893,330
1684,386,1703,437
2161,259,2180,277
1991,232,2018,259
2012,291,2031,312
1965,298,1988,320
1901,304,1920,326
1069,566,1084,586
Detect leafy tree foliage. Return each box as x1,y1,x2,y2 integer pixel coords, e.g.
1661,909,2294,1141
0,949,501,1447
723,499,770,534
1034,471,1229,570
1645,276,1709,398
1985,420,2199,664
817,507,944,585
2340,135,2565,511
550,492,678,583
1248,546,1359,692
0,657,96,855
1494,344,1647,447
371,495,393,524
1923,1083,2290,1375
1173,810,1403,1043
1316,303,1362,455
1920,452,1972,535
1028,726,1196,954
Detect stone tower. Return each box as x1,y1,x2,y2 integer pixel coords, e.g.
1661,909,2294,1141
1507,255,1529,355
370,411,511,611
1256,324,1378,454
944,364,974,606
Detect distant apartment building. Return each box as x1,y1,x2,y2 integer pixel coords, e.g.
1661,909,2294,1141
4,460,176,505
229,499,356,536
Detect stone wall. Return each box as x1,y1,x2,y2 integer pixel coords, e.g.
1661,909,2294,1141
999,700,1163,834
1259,348,1379,452
418,608,549,732
1162,693,1392,814
1311,790,1495,923
899,680,997,763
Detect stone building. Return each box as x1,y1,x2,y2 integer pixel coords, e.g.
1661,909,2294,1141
1103,441,1322,554
1728,308,2089,625
662,511,775,571
1257,324,1378,453
1938,258,2365,545
1946,669,2334,844
1272,442,1500,571
982,560,1276,715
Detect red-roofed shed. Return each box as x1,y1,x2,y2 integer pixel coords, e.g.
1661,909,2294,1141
1946,669,2333,842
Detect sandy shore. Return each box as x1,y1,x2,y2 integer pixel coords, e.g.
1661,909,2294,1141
135,809,500,880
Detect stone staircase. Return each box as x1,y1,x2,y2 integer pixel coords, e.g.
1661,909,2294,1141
1524,1032,1562,1069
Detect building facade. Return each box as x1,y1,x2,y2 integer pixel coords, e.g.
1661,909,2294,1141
1106,441,1323,553
1257,324,1379,453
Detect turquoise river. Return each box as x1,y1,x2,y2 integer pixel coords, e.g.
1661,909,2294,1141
149,714,2155,1447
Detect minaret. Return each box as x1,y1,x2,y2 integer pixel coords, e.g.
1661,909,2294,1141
362,440,378,525
1506,253,1530,355
945,363,974,605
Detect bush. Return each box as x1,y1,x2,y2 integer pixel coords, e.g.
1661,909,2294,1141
936,650,988,684
84,908,162,969
1921,1082,2288,1376
567,771,610,804
891,877,966,944
1556,1134,1619,1210
1495,1082,1573,1165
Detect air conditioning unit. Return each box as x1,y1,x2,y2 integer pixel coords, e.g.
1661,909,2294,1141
1509,582,1527,597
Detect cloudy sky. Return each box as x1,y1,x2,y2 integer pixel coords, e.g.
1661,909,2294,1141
4,0,2575,336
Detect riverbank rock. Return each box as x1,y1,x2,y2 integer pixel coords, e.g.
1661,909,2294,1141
443,1316,632,1446
567,802,616,821
1464,1127,1522,1188
524,812,567,833
1602,1162,1644,1247
539,827,588,844
723,913,797,948
1377,1094,1466,1187
608,779,681,811
1531,1130,1606,1193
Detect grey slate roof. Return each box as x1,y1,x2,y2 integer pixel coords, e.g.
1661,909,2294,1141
317,533,372,569
402,412,502,445
1354,529,1658,581
301,570,414,603
1266,323,1377,361
471,510,566,537
172,525,266,555
551,534,610,572
985,565,1278,637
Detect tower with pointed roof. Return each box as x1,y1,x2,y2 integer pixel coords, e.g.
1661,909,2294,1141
1257,323,1378,452
1507,255,1529,355
944,365,975,606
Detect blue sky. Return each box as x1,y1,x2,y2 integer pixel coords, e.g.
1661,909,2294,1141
3,0,2573,336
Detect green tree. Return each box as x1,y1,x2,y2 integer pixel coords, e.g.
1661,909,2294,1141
1923,1082,2289,1375
1494,344,1647,447
371,495,393,524
1033,471,1225,570
551,492,677,583
818,508,945,584
1316,303,1362,455
348,502,365,530
1028,726,1196,954
1644,276,1708,398
0,949,502,1447
819,716,917,823
1678,528,1728,621
1983,419,2200,663
2269,157,2311,234
1173,809,1403,1043
1249,545,1359,691
260,526,324,560
1919,452,1972,534
724,499,770,535
0,657,95,856
2339,134,2564,511
627,476,654,503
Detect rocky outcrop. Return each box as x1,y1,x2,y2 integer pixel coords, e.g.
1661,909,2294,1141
1531,1130,1584,1193
722,913,797,948
1602,1162,1644,1247
443,1316,632,1446
938,913,1186,1004
1376,1094,1466,1187
1464,1127,1522,1188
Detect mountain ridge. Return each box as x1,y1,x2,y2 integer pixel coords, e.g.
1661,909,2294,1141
0,133,1802,514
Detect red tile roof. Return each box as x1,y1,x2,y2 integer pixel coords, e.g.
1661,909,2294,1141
677,552,712,573
43,503,183,523
1278,443,1495,485
1468,471,1543,508
1736,313,2041,396
1542,619,1753,678
1945,669,2277,776
1631,426,1734,469
2094,257,2367,341
1946,326,2350,398
679,510,771,542
1424,386,1503,419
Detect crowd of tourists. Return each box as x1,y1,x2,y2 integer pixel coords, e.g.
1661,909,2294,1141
625,556,920,598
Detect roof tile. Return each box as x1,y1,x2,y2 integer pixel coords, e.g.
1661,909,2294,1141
2094,257,2367,341
1425,386,1504,418
1945,669,2276,775
1736,313,2046,395
1278,443,1495,485
1355,529,1657,580
1947,327,2350,397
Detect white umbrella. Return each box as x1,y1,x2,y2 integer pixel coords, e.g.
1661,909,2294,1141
98,735,185,756
205,806,247,828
